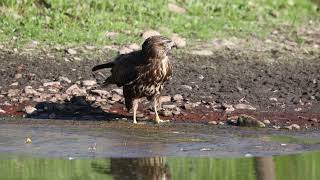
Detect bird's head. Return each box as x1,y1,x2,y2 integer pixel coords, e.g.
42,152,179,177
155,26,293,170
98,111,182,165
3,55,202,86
142,36,176,58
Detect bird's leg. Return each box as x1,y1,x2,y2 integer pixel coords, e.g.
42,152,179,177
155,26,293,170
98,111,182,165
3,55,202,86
133,99,139,124
157,97,162,110
154,97,169,124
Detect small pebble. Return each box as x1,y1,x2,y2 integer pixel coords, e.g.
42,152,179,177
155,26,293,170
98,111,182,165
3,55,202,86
200,148,211,151
68,156,75,160
245,153,253,157
24,106,37,114
263,120,271,124
208,121,217,125
25,137,32,144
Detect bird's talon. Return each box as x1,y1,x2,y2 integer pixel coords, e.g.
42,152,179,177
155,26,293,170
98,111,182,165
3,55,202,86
133,121,148,125
155,118,170,124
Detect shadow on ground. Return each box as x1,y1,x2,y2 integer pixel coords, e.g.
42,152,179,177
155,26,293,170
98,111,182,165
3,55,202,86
27,96,130,121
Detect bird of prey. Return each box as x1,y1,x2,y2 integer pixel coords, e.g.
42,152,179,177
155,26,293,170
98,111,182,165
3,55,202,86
92,36,176,124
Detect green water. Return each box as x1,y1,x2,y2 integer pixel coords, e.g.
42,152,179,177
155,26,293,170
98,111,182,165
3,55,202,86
1,151,320,180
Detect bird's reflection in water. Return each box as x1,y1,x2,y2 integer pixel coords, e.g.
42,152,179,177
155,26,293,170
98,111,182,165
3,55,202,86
92,157,172,180
255,157,276,180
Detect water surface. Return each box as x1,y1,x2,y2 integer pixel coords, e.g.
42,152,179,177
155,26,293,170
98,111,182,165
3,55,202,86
1,121,320,180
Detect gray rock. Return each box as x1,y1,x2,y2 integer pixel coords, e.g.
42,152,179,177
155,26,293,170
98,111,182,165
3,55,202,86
294,107,302,112
173,94,183,102
163,104,177,109
208,121,218,125
285,124,300,130
24,106,37,114
310,118,318,123
65,48,77,55
263,120,271,124
227,115,265,128
58,94,69,101
14,73,22,79
234,103,256,110
273,125,281,129
112,89,123,95
111,93,122,102
172,108,181,115
160,95,171,103
73,57,82,61
48,87,60,93
59,76,72,83
171,34,186,48
24,86,38,95
108,100,116,105
161,109,173,117
11,98,18,102
198,75,204,80
82,80,97,86
37,87,45,92
66,84,87,96
269,97,278,102
7,89,20,97
141,30,160,40
180,85,193,90
90,89,110,97
222,104,235,113
10,82,19,86
48,97,58,103
0,108,5,113
128,43,140,50
136,113,144,118
85,45,96,50
183,103,197,110
86,95,96,102
33,97,46,103
18,97,29,103
95,97,107,103
43,81,61,87
119,46,133,54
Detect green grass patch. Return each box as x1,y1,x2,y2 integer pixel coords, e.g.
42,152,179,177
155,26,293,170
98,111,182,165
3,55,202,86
0,0,319,46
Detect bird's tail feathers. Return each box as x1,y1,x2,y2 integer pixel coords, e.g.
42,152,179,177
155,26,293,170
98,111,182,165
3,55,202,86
92,62,116,87
92,62,114,72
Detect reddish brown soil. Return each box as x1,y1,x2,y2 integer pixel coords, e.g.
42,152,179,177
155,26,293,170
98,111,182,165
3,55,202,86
1,102,320,129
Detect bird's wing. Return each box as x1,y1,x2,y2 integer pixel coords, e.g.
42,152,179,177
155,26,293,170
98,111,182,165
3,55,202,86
111,51,149,86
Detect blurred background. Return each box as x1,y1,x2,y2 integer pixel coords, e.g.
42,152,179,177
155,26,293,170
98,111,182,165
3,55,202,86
0,0,319,46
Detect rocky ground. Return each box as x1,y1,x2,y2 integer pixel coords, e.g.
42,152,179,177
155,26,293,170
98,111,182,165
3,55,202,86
0,25,319,130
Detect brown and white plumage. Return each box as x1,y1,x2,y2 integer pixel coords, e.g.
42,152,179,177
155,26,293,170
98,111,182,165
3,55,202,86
92,36,176,124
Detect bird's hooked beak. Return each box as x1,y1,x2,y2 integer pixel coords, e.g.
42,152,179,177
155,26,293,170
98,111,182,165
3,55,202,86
164,39,177,50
